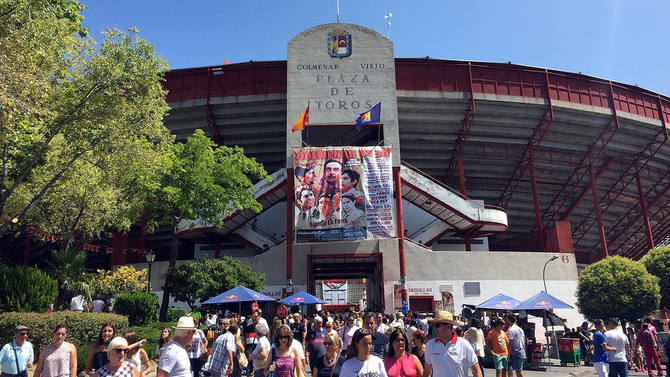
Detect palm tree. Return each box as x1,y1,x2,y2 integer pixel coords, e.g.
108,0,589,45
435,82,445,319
47,248,92,309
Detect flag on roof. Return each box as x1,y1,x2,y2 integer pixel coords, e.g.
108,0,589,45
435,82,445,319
291,103,310,133
355,102,381,132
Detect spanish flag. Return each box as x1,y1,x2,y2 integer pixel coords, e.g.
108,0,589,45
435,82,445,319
291,103,310,133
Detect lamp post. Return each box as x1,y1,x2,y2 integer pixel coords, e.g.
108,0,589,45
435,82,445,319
145,250,155,293
543,255,559,293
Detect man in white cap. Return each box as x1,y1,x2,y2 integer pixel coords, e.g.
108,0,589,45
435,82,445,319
158,316,196,377
423,311,482,377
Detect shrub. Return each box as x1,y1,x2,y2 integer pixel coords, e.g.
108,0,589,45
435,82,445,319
91,266,147,296
0,266,58,312
167,307,187,322
0,311,127,364
114,292,158,326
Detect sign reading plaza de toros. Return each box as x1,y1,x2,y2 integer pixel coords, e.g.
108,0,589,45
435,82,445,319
287,23,400,151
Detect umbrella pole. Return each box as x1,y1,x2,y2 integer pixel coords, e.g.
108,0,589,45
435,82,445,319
239,302,242,315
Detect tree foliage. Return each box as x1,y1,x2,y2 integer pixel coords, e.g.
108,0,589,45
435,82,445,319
91,265,147,297
164,256,265,310
577,256,660,322
0,266,58,312
0,0,172,245
47,248,93,306
641,246,670,309
150,130,269,319
113,292,158,326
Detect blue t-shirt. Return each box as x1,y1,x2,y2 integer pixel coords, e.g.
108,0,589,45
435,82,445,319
592,331,608,363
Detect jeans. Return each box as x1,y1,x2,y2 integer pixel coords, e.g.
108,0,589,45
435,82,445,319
609,362,628,377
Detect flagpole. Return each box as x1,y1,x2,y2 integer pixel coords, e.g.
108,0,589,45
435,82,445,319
336,0,340,23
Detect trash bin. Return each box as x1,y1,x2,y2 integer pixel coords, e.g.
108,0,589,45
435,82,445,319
558,338,581,366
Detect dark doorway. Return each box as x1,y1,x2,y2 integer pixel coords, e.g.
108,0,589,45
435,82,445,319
307,253,384,312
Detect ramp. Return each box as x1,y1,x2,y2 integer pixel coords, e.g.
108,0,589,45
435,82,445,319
400,162,508,238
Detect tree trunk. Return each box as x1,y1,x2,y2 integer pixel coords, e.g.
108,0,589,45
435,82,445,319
159,218,179,321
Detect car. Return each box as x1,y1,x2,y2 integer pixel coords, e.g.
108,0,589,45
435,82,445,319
658,332,669,363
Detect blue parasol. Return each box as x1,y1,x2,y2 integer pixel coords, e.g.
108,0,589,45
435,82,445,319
203,285,276,304
515,291,573,310
476,293,522,310
279,291,327,305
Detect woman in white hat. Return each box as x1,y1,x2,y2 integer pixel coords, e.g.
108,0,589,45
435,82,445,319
96,337,139,377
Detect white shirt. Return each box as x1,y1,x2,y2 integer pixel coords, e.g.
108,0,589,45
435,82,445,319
159,341,191,377
91,300,105,313
506,324,526,358
340,325,360,350
291,339,305,360
187,330,206,358
605,329,629,363
70,295,86,311
252,336,271,370
425,336,478,377
339,356,388,377
377,323,389,334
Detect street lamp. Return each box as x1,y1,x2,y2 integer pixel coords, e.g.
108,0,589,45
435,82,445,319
145,250,155,293
543,255,559,293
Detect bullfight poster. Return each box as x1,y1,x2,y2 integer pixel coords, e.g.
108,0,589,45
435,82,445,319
293,146,394,243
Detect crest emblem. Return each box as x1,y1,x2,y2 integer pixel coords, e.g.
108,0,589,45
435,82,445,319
328,29,351,58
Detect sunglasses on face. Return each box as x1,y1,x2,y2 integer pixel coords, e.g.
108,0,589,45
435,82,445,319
114,349,129,354
323,342,334,346
279,336,290,340
18,332,29,336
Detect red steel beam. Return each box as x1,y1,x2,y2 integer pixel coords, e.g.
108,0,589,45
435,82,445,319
393,167,409,312
285,168,294,284
446,62,475,181
529,154,544,250
540,81,621,226
560,158,613,221
497,70,554,208
589,158,608,258
570,95,669,247
596,168,670,253
635,172,654,250
619,188,670,260
205,67,222,144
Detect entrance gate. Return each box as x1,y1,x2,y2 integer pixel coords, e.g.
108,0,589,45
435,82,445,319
307,253,384,312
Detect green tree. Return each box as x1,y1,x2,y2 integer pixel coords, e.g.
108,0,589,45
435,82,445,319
0,0,172,245
148,130,268,320
0,265,58,312
164,256,265,310
641,246,670,309
577,256,660,322
47,248,93,308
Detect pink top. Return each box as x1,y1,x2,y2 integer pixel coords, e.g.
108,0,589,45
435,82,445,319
384,354,419,377
275,354,294,377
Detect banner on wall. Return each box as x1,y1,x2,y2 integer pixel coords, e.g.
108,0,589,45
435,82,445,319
322,280,348,305
293,146,394,243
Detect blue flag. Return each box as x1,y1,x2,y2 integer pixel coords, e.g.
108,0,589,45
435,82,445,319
355,102,381,132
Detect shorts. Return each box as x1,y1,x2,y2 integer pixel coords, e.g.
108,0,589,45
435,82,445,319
508,355,525,371
495,355,508,370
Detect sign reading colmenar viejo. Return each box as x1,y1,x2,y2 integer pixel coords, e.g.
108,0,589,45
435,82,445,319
293,146,394,243
286,23,400,166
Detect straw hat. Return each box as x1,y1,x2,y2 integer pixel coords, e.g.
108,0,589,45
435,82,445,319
174,316,196,330
107,337,128,352
428,310,458,326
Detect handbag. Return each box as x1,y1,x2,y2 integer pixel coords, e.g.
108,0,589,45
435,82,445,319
238,351,249,369
12,341,28,377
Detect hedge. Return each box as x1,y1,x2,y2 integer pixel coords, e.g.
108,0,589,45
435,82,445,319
0,311,128,361
113,292,158,326
167,307,187,322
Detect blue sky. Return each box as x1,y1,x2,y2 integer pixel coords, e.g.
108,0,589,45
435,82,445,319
82,1,670,95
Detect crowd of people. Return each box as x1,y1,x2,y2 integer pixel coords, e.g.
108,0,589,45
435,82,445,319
156,309,491,377
1,310,668,377
579,317,670,377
